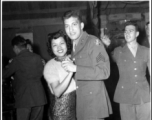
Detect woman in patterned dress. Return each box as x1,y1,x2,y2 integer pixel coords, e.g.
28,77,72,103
43,30,76,120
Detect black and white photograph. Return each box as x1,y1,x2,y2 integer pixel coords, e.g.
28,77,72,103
1,1,151,120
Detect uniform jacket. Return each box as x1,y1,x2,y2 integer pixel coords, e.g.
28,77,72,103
113,44,150,104
3,50,47,108
72,32,112,119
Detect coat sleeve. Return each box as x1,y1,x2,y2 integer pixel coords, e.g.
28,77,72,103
3,58,17,79
112,46,121,62
75,39,110,80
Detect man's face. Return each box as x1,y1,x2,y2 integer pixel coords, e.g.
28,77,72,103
124,25,139,43
64,17,84,41
13,46,20,55
51,37,67,58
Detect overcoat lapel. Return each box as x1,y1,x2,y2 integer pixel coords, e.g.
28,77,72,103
122,44,133,59
122,44,141,60
122,45,133,60
72,32,88,57
135,44,143,60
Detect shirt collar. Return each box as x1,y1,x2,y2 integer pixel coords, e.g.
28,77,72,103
127,42,138,50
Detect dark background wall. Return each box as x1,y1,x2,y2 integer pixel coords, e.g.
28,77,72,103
2,24,64,61
2,1,150,120
2,1,149,62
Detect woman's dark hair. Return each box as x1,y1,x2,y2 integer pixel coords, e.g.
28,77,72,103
47,30,72,58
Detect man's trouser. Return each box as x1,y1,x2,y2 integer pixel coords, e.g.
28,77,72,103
16,106,44,120
120,102,150,120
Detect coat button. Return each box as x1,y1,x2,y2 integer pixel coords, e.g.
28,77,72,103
134,68,137,70
122,86,124,88
76,86,79,89
90,92,92,94
134,61,136,63
135,75,137,77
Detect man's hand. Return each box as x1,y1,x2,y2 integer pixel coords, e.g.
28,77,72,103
61,60,77,72
9,59,13,63
100,35,111,47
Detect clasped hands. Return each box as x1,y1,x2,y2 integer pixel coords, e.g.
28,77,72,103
61,56,77,73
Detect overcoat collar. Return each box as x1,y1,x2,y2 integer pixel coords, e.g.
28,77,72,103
72,31,89,57
17,49,29,56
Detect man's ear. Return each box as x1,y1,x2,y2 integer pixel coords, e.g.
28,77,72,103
136,31,139,37
81,22,84,30
14,45,20,55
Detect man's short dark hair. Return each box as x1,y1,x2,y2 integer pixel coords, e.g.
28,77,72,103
124,21,139,31
62,10,83,23
11,35,27,49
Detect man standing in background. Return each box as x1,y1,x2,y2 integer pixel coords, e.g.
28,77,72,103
101,21,150,120
3,36,47,120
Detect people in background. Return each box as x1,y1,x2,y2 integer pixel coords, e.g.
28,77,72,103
3,35,47,120
145,22,150,41
101,21,150,120
141,21,150,48
43,30,76,120
142,21,150,48
25,39,45,65
61,10,112,120
145,21,150,46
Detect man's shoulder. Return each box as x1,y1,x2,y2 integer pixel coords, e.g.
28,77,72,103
18,51,42,61
114,46,123,54
87,34,98,40
87,34,103,46
139,44,149,50
32,52,41,58
139,44,150,55
28,52,43,59
140,38,149,48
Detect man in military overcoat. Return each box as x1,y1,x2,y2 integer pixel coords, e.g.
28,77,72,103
3,36,47,120
101,21,150,120
62,10,112,120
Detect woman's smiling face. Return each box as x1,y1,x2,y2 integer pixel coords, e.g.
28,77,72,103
52,37,67,58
